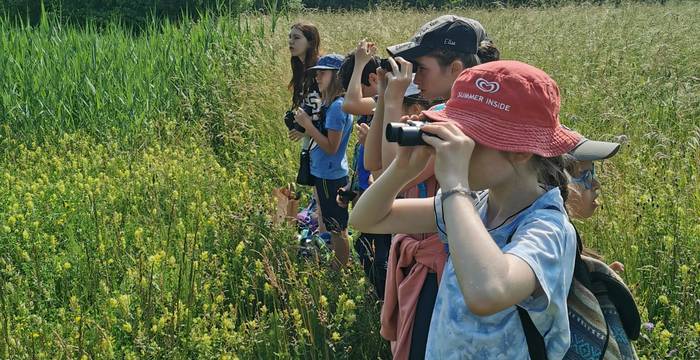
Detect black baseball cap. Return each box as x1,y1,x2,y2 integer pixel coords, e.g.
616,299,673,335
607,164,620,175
387,15,488,61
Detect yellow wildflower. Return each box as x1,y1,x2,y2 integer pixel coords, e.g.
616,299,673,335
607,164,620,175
659,329,672,344
331,332,341,342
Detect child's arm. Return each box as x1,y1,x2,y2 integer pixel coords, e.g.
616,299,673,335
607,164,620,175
442,196,541,316
380,99,401,171
349,159,437,235
295,103,345,155
420,123,542,316
350,117,437,235
303,126,342,155
342,41,377,116
363,72,385,172
366,58,411,174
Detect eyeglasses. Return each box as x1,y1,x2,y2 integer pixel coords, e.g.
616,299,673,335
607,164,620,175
571,163,596,190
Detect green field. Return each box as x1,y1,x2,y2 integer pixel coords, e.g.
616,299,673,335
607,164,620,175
1,2,699,359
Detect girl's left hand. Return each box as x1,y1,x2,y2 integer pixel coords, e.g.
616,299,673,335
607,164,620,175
420,122,475,190
294,108,313,130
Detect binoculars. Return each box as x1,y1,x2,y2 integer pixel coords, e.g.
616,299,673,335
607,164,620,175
385,121,438,146
379,58,418,73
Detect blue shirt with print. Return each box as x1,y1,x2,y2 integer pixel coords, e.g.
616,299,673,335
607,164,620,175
427,187,576,360
311,97,352,180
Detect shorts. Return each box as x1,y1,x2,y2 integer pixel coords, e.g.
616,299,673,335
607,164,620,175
314,176,349,232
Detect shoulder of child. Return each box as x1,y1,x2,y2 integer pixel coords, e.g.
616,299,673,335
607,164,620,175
325,97,351,130
330,97,351,121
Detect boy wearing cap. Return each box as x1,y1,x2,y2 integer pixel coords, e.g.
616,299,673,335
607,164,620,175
294,54,353,270
336,44,392,297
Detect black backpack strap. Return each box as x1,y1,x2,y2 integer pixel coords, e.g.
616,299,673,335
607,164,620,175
516,307,549,360
571,228,593,291
506,205,561,360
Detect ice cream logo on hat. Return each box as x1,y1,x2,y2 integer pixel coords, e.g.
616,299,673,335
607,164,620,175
475,78,500,93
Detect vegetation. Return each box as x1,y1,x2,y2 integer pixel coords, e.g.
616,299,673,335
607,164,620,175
0,1,698,358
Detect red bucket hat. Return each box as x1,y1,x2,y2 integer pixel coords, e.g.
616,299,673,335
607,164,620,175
422,60,581,157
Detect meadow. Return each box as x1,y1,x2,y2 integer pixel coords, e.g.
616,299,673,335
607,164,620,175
0,2,698,359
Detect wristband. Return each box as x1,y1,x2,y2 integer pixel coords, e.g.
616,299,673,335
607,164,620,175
440,185,477,204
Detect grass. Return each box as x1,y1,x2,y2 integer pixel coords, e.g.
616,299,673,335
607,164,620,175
0,1,699,358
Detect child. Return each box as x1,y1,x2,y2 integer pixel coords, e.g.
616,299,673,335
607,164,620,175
336,45,389,296
350,60,583,359
338,44,433,300
286,22,326,233
363,16,498,360
567,137,625,272
294,54,353,270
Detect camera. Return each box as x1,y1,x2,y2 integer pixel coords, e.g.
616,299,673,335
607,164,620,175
337,187,358,204
284,104,314,133
385,121,438,146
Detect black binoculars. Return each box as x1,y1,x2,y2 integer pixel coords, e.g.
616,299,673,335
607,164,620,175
385,121,438,146
379,58,418,73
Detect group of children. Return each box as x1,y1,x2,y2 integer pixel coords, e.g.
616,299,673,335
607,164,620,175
286,15,626,359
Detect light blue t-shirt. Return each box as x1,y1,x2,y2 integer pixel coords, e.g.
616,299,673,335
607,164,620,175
310,97,352,180
426,187,576,360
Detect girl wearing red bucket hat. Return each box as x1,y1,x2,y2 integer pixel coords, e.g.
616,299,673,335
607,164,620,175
350,60,582,359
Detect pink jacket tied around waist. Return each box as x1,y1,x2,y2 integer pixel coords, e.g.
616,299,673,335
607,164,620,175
380,233,446,360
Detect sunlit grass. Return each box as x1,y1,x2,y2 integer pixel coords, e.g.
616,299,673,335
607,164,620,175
0,2,698,358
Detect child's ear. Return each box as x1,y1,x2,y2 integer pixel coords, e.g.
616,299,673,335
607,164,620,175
450,60,465,77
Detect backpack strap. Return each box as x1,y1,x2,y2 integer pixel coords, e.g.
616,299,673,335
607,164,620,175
516,306,548,360
505,204,561,360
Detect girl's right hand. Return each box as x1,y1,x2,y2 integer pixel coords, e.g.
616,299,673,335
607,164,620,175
384,57,413,104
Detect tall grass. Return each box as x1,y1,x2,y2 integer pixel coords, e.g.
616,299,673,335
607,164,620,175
0,12,258,145
0,1,698,359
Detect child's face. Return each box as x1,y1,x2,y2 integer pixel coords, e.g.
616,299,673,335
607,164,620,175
402,102,426,116
315,70,334,93
413,56,458,101
361,73,379,97
466,144,517,191
566,160,600,219
288,28,309,58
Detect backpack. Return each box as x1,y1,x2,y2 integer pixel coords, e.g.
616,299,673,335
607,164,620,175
508,206,641,360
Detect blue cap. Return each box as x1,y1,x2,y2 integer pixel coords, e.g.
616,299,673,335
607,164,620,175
307,54,344,71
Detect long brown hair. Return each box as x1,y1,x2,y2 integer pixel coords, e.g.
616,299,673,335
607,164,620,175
321,70,345,107
289,22,321,107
